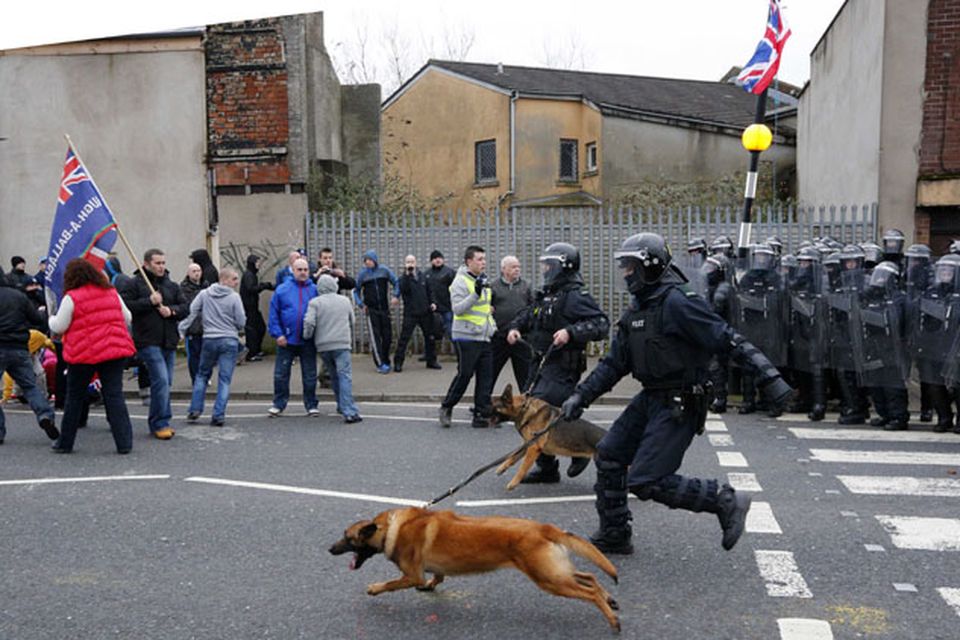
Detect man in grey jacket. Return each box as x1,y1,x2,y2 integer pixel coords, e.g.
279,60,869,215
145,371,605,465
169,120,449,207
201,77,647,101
303,275,361,423
438,245,497,429
178,268,246,426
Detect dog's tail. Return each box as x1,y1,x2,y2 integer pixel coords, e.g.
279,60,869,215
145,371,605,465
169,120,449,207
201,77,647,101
557,531,619,584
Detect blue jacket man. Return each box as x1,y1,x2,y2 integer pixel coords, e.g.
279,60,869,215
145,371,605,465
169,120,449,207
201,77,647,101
267,258,319,417
352,250,399,373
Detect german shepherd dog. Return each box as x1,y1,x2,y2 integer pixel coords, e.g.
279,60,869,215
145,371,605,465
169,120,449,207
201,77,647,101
329,507,621,631
490,384,607,490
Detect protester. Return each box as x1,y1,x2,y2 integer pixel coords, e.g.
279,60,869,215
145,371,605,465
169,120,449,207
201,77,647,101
394,254,440,372
275,250,302,286
7,256,33,290
0,272,58,445
439,245,496,429
353,250,400,373
1,329,54,403
48,259,135,453
490,255,533,391
425,250,456,339
240,254,274,362
304,274,362,423
121,248,188,440
189,248,220,287
179,268,246,426
180,263,207,384
106,256,150,407
313,247,356,293
267,258,320,417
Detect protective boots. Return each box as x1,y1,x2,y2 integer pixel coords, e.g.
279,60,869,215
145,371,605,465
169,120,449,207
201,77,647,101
589,526,634,555
522,455,561,483
591,457,634,554
716,484,752,551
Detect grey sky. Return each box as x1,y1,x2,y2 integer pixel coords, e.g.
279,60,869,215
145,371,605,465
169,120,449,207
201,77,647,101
6,0,847,92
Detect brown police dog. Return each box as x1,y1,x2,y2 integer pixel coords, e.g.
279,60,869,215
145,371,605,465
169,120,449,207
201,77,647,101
329,507,621,631
490,384,607,491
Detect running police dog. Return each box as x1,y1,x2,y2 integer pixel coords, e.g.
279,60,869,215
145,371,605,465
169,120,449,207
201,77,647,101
329,507,621,631
490,384,607,490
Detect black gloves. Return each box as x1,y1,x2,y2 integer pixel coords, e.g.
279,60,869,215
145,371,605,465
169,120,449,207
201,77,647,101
561,393,585,421
761,376,794,410
474,273,489,295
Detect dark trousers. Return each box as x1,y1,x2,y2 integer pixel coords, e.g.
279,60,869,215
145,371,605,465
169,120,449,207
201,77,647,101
838,369,870,417
245,310,266,355
185,335,202,384
394,313,436,366
442,340,493,417
58,358,132,452
869,386,909,423
366,308,392,368
0,347,55,440
491,336,532,392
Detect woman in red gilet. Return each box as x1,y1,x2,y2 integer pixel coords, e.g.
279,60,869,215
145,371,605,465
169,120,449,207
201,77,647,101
48,259,136,453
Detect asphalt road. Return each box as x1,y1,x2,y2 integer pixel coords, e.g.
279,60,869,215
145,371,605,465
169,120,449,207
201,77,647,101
2,401,960,639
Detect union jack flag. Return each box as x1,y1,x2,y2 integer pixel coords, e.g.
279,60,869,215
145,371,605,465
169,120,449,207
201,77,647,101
58,149,90,205
736,0,792,95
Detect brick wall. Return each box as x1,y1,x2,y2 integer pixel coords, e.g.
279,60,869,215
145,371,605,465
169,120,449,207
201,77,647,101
206,19,292,188
920,0,960,177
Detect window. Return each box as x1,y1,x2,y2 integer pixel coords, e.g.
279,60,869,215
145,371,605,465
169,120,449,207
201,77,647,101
559,139,578,181
585,142,598,173
475,139,497,184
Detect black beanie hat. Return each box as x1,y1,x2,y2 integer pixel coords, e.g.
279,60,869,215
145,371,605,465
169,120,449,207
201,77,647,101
11,256,25,269
430,250,444,261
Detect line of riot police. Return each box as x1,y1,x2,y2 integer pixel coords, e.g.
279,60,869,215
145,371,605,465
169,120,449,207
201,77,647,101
679,229,960,432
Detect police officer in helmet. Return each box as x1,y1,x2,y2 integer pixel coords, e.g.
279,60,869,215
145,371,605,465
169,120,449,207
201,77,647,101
561,232,792,554
507,242,609,483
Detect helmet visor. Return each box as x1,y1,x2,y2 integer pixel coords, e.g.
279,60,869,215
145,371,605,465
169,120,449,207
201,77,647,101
538,255,564,288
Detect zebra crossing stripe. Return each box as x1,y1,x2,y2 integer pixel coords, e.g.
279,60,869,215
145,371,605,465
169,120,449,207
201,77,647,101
790,427,960,444
937,588,960,618
876,516,960,551
777,618,834,639
727,472,763,492
837,476,960,497
708,433,734,447
704,419,728,432
755,550,813,598
810,449,960,466
717,451,749,467
747,501,782,534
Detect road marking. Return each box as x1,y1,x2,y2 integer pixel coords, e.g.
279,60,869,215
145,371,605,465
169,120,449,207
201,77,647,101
727,472,762,492
810,449,960,466
704,420,727,432
837,476,960,497
184,476,426,507
777,618,834,639
0,474,169,487
876,516,960,551
717,451,748,467
708,434,734,447
775,415,810,422
747,501,782,534
864,544,885,552
893,583,918,593
937,588,960,617
840,511,859,517
790,427,960,443
457,495,599,507
755,550,813,598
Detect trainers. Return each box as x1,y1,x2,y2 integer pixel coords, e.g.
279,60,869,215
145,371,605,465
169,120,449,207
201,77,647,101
438,406,452,428
378,364,391,374
186,411,200,423
345,415,363,424
246,354,264,362
153,427,175,440
393,363,403,373
39,417,59,440
426,361,442,370
307,408,320,417
589,527,634,555
267,406,283,417
717,485,752,551
567,457,591,478
210,417,225,427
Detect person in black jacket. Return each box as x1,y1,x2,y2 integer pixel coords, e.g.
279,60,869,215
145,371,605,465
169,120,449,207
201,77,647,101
490,255,534,391
180,263,206,384
0,277,58,445
189,248,219,287
240,254,274,361
312,247,356,293
424,250,456,338
393,255,440,372
121,248,189,440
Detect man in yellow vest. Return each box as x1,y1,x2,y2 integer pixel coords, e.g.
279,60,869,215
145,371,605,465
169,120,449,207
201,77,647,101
439,245,496,428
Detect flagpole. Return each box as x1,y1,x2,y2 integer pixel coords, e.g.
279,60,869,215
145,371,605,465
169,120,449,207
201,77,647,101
737,88,769,260
63,134,157,295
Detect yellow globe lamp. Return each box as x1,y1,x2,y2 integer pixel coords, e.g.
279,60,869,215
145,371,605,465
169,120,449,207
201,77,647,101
742,123,773,152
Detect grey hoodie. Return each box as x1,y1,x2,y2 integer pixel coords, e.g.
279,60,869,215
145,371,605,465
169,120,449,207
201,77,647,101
303,274,355,352
450,265,496,341
178,283,246,340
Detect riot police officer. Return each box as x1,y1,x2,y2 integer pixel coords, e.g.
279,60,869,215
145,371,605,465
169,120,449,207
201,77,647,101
881,228,906,268
905,244,935,422
916,254,960,431
710,235,736,261
788,247,827,421
507,242,609,483
827,245,872,424
703,255,733,413
560,232,792,555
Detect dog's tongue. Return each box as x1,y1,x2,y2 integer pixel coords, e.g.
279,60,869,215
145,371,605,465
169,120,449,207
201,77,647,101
350,553,358,570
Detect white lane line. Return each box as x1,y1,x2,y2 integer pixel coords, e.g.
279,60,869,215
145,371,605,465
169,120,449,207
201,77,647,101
810,449,960,466
775,415,810,422
704,420,728,432
938,588,960,617
747,502,783,534
708,434,734,447
876,516,960,551
838,476,960,497
893,583,918,593
457,495,598,507
727,472,763,492
184,476,426,507
717,451,748,467
755,550,813,598
790,427,960,443
777,618,834,639
0,474,170,487
864,544,885,552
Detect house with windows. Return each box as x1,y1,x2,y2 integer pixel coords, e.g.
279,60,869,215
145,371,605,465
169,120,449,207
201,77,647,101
381,60,796,211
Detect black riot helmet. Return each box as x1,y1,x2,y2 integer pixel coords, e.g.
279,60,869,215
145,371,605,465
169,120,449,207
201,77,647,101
934,254,960,291
701,254,729,288
710,235,735,259
778,253,798,281
538,242,580,291
765,236,784,256
860,242,883,270
904,244,932,290
867,261,900,293
793,247,822,293
615,232,677,294
882,228,906,258
823,251,841,290
749,244,776,272
839,244,865,271
687,236,707,255
949,240,960,256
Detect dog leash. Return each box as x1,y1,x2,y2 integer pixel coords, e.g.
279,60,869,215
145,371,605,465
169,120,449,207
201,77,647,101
426,409,564,507
518,340,556,397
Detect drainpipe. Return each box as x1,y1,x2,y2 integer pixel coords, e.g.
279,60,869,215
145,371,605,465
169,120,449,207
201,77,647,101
508,90,517,199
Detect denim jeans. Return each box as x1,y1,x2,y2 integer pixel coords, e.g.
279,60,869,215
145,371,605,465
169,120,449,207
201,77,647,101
273,342,318,411
185,335,203,384
58,358,132,452
189,337,239,420
0,347,55,440
320,349,359,418
138,345,175,432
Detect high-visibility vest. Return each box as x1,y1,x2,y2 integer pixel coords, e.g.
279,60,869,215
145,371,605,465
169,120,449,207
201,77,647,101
454,273,492,327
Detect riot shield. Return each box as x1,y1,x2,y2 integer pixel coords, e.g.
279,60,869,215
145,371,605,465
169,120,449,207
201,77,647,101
679,251,707,297
825,289,860,373
735,283,787,367
943,328,960,389
856,293,909,388
788,291,826,373
913,293,956,384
